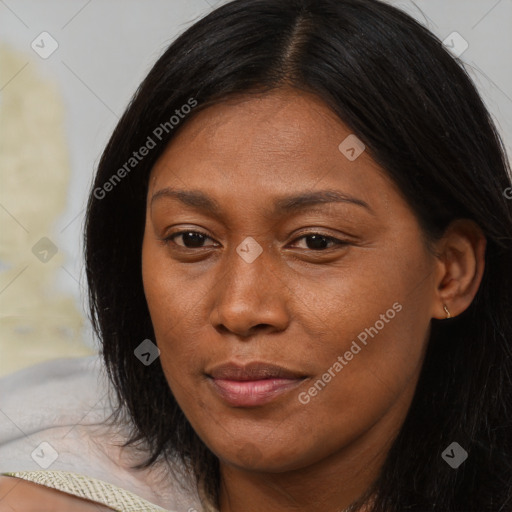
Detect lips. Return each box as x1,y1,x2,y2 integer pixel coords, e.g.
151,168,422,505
206,361,308,407
207,361,306,381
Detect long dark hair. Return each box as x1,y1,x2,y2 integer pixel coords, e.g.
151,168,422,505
84,0,512,510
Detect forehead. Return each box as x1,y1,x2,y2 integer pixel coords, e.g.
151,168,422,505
148,87,393,210
153,88,346,165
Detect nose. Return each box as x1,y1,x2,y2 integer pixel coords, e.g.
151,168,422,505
209,243,290,338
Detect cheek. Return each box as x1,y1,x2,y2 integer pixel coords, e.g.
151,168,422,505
142,237,183,361
314,304,428,403
142,232,203,334
141,236,212,394
289,239,434,416
298,297,403,403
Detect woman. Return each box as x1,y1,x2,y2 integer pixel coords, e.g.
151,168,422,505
1,0,511,510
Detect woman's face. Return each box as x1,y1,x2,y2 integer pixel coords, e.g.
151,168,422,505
142,88,439,475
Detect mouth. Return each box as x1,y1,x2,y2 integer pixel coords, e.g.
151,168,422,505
205,361,308,407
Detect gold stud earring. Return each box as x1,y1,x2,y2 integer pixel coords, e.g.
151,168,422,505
443,304,451,319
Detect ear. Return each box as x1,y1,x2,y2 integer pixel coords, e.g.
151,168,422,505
431,219,486,320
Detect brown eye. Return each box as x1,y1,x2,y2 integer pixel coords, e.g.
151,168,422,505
291,233,348,251
166,230,215,248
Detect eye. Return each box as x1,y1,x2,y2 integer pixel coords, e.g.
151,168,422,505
289,232,349,251
165,230,217,249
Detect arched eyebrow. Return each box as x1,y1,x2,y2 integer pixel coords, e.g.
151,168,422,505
150,188,374,216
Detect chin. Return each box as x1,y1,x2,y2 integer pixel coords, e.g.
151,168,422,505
215,441,311,473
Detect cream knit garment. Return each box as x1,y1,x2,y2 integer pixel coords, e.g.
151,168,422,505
1,470,173,511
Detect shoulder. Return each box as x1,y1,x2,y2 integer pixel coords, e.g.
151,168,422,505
0,475,115,511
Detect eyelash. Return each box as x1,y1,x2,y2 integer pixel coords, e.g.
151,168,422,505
162,230,349,251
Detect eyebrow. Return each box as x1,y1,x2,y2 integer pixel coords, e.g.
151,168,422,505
150,187,374,215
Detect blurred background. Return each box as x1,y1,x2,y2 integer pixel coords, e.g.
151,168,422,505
0,0,511,377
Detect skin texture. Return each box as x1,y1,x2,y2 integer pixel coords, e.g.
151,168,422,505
142,87,486,512
0,475,115,511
